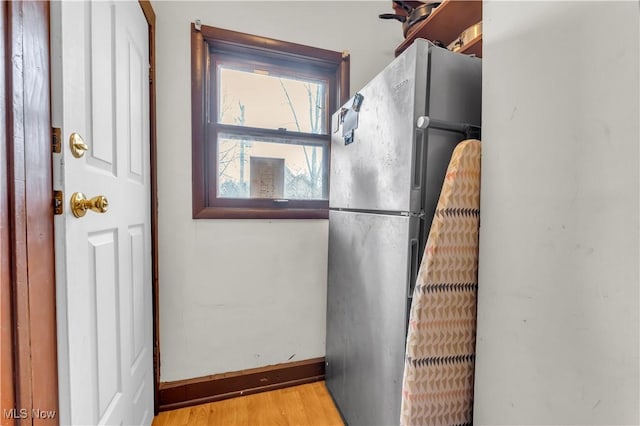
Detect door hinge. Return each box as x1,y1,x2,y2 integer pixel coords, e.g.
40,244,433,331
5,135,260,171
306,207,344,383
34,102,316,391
53,190,64,215
52,127,61,153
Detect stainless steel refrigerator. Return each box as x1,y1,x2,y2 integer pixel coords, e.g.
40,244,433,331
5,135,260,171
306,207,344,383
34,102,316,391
326,39,481,426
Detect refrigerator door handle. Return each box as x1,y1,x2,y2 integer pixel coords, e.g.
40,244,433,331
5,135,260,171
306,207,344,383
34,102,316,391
416,115,481,139
408,238,420,297
412,129,425,189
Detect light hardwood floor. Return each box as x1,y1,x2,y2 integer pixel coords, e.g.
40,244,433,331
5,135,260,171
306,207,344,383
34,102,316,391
152,381,344,426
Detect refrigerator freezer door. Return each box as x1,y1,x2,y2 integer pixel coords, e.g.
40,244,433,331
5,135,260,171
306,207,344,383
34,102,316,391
419,48,482,249
427,47,482,126
329,40,429,213
326,210,420,426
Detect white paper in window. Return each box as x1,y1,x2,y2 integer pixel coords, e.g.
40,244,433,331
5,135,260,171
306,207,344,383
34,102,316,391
250,157,285,199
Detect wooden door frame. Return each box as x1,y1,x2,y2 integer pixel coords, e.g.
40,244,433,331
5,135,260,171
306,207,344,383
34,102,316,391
137,0,161,415
1,1,16,422
3,1,58,424
1,0,161,422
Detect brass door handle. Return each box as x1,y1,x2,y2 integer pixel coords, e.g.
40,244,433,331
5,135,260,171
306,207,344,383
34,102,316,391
70,192,108,218
70,133,89,158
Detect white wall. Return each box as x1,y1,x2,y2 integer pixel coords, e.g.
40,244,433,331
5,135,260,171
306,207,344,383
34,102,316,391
475,1,639,424
154,1,403,382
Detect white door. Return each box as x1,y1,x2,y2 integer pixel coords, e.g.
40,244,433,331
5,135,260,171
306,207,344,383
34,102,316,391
51,1,154,425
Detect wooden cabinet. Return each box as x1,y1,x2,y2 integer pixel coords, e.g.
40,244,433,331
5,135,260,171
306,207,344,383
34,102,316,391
394,0,482,57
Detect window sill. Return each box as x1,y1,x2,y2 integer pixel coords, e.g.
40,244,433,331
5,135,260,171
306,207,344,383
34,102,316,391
193,206,329,220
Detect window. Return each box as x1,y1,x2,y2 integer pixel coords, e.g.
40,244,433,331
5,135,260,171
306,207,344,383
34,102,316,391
191,24,349,219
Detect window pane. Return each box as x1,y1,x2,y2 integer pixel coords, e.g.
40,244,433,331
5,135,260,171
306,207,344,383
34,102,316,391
218,66,327,134
217,133,327,200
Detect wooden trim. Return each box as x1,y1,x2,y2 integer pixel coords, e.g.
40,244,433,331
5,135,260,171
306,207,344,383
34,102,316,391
5,1,58,423
138,0,160,416
340,52,350,105
199,24,342,66
20,3,58,423
203,198,328,211
7,1,34,414
0,1,16,421
158,358,325,411
138,0,155,26
191,24,207,217
194,207,329,220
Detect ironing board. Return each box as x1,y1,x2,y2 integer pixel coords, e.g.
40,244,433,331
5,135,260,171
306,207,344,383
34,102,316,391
400,139,481,426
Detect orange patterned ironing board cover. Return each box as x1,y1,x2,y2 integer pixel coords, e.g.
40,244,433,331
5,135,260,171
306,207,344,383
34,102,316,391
400,139,481,426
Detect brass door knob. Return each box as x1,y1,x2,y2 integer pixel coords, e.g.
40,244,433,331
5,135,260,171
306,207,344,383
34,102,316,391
70,192,109,218
70,133,89,158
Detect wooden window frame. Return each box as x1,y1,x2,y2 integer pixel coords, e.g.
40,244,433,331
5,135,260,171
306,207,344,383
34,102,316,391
191,24,350,219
